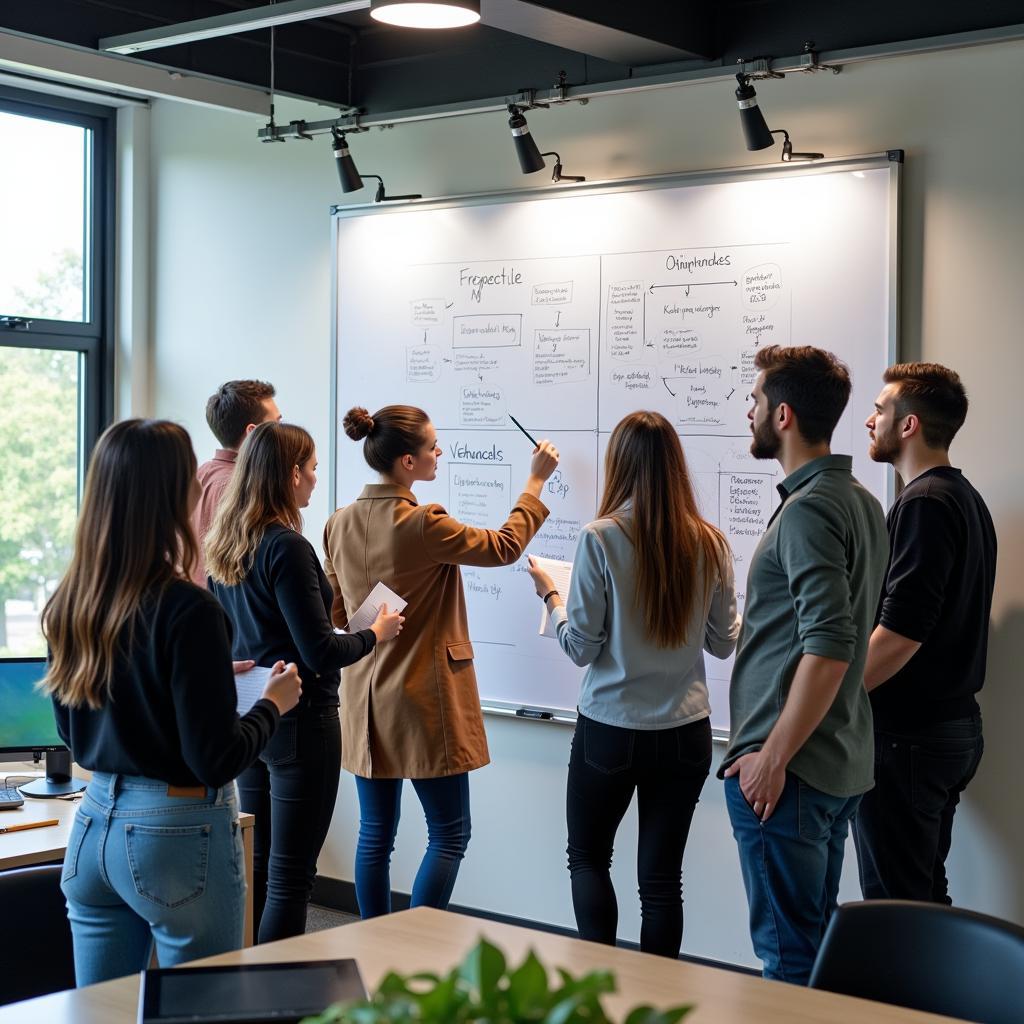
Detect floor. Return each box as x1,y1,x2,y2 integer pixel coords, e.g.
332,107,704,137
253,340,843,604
306,904,360,932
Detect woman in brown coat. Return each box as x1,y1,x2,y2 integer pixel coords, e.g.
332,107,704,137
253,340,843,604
324,404,558,917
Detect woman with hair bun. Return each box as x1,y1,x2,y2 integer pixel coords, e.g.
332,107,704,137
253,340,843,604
207,422,403,943
324,404,559,917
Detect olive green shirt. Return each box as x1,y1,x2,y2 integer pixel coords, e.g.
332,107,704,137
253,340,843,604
721,455,888,797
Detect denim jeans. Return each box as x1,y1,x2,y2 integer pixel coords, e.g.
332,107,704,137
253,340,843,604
725,773,861,985
854,715,983,903
60,772,245,986
237,705,341,943
567,713,712,958
354,773,471,918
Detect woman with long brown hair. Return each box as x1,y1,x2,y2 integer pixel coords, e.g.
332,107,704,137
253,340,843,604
526,410,740,958
44,419,301,985
206,421,402,943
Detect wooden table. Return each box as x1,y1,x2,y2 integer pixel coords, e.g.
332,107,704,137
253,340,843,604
0,906,967,1024
0,793,256,946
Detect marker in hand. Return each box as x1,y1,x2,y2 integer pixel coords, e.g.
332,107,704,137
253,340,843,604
509,413,539,448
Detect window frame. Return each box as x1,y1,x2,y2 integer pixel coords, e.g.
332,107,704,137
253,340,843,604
0,85,116,467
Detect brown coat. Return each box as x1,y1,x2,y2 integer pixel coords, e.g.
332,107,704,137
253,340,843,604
323,484,548,779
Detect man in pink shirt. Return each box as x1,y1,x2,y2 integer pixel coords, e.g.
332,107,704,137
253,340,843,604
191,379,282,585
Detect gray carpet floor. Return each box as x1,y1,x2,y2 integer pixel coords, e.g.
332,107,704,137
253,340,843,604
306,905,360,932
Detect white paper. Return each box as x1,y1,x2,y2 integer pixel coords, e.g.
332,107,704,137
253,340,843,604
234,665,273,716
532,556,573,638
347,581,408,634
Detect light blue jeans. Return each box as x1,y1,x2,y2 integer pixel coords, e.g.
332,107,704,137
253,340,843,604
60,773,246,985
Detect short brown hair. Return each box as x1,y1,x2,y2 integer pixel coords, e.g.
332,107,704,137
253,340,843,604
883,362,967,450
344,405,430,474
205,379,276,449
755,345,851,445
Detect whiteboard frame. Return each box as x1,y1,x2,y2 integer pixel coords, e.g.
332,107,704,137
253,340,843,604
329,153,902,735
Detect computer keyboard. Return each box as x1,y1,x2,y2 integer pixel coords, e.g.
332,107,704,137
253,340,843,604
0,786,25,809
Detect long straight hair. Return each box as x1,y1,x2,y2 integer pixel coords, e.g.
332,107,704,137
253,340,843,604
598,411,728,648
41,419,200,709
205,421,315,586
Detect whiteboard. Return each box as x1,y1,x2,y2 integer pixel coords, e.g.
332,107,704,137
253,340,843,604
332,155,900,734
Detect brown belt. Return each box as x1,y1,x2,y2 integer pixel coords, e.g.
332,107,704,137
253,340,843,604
166,784,209,798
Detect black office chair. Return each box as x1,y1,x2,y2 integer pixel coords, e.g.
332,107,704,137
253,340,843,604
0,864,76,1006
809,900,1024,1024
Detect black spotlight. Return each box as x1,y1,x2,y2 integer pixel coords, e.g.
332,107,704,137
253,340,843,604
735,74,775,152
508,105,546,174
332,129,363,192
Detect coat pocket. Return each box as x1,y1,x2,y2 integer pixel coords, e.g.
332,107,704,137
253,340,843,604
446,641,475,661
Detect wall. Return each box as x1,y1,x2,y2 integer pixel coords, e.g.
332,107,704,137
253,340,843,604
148,40,1024,967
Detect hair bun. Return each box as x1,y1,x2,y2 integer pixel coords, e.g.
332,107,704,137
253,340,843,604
343,406,374,441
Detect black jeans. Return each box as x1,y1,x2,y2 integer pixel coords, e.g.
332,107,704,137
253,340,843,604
566,713,712,958
237,705,342,943
854,715,983,903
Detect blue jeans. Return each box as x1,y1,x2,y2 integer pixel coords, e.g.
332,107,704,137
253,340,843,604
354,773,471,918
725,773,861,985
60,773,245,986
237,706,341,943
854,715,983,903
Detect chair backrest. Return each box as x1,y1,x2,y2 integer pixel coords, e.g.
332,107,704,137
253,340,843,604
0,864,76,1006
809,900,1024,1024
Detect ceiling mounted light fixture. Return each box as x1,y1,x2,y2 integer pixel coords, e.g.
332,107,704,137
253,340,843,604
508,105,546,174
331,129,364,192
735,73,775,152
369,0,480,29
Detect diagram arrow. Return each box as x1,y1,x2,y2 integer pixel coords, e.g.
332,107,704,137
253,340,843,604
555,310,562,327
661,377,678,397
445,301,454,309
423,330,428,343
648,281,738,295
726,387,736,400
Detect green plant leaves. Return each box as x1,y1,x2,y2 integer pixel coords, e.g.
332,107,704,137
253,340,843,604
300,939,695,1024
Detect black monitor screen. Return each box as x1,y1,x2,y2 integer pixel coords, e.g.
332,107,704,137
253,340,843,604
0,658,63,755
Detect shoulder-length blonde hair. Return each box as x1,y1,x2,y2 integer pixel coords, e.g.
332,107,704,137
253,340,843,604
599,411,729,648
205,422,315,586
41,419,200,709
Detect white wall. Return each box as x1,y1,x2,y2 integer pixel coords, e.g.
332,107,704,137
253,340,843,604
148,40,1024,967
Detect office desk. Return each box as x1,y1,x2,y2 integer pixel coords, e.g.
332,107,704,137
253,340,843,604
0,906,966,1024
0,795,256,946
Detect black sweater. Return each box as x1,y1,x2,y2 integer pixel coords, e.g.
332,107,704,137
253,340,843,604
872,467,997,728
53,580,279,788
209,524,375,708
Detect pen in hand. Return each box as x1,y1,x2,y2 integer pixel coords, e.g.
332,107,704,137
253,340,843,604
0,818,60,835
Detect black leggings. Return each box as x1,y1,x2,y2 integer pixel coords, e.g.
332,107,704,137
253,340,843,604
237,705,341,943
566,713,712,958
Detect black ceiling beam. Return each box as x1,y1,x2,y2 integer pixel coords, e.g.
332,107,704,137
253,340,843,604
479,0,716,64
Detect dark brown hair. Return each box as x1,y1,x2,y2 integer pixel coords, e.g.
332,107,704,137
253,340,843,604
41,420,199,709
755,345,851,445
883,362,968,450
599,411,729,649
344,405,430,474
205,379,276,449
205,422,315,585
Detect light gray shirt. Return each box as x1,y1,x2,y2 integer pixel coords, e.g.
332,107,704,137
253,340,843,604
549,516,740,729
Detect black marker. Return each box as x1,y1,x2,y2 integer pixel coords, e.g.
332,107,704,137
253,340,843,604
516,708,553,720
508,413,538,448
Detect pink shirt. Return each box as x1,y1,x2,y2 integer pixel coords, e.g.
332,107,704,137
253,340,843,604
190,448,237,586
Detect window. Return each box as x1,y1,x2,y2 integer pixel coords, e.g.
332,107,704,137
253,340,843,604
0,88,114,656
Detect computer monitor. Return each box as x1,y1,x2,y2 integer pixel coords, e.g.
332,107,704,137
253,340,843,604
0,657,86,797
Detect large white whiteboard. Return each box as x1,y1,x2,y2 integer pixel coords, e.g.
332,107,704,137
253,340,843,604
332,156,900,733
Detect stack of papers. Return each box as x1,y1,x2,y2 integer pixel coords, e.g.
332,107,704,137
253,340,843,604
531,556,573,638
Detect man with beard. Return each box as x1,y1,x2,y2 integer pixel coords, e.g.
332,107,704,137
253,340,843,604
854,363,996,903
720,345,887,984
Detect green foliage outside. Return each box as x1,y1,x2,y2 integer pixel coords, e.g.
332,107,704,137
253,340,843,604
302,938,694,1024
0,250,82,653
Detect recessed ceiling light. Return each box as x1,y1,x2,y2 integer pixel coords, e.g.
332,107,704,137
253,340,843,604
370,0,480,29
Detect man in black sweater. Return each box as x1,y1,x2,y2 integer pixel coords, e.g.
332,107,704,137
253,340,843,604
854,363,997,903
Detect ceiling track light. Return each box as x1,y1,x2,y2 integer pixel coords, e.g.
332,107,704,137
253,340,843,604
735,73,775,152
331,127,365,192
369,0,480,29
508,104,547,174
770,129,824,162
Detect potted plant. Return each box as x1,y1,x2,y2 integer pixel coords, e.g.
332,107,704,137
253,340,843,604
303,938,694,1024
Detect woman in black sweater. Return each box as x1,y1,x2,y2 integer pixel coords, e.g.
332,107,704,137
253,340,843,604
42,419,301,985
206,422,402,942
